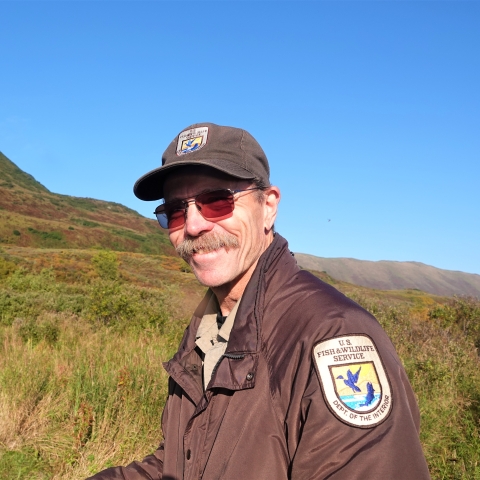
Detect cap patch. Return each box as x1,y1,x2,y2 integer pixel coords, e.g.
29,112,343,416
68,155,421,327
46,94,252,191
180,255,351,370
176,127,209,156
313,334,392,428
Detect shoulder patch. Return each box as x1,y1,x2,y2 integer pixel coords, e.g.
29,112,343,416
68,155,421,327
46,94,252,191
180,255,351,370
313,334,392,428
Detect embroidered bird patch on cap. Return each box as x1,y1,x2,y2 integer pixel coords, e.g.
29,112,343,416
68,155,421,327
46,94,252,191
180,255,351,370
313,334,392,428
176,127,209,156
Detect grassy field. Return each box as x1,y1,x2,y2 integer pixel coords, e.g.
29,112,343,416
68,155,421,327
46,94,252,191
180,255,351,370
0,247,480,479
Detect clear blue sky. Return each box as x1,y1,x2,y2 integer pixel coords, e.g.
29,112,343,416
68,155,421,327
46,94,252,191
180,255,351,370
1,1,479,274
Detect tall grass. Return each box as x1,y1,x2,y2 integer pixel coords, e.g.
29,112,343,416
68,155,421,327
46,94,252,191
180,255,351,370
0,251,189,479
0,250,479,479
0,313,186,479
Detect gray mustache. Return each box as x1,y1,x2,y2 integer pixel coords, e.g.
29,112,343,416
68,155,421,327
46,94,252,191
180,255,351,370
176,232,239,260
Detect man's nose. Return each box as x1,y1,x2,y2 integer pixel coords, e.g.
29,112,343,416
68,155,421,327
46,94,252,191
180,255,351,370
184,202,215,237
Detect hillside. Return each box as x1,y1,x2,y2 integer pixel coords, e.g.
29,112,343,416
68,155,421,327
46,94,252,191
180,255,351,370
294,253,480,298
0,151,173,255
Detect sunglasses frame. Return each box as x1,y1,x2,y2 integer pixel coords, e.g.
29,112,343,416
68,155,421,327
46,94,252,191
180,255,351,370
154,187,264,229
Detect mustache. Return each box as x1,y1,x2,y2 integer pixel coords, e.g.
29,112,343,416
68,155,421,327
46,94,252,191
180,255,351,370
176,232,239,260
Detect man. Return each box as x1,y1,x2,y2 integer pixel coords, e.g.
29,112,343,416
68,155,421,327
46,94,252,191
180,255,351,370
89,123,431,479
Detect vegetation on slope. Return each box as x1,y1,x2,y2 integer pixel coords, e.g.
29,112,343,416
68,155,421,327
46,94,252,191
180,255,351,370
0,249,479,479
0,246,204,479
0,152,173,255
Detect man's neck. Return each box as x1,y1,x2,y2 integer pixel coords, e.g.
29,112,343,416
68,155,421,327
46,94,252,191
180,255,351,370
211,260,257,316
211,231,275,315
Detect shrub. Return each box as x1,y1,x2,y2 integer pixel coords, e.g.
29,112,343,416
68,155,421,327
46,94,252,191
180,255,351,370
86,280,169,331
71,218,100,228
6,267,58,292
429,296,480,350
0,257,16,279
26,228,65,247
14,315,60,346
91,251,118,281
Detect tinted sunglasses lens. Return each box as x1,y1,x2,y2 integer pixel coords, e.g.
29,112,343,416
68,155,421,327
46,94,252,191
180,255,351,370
167,210,186,229
164,201,187,229
155,212,169,229
155,202,185,229
197,190,234,219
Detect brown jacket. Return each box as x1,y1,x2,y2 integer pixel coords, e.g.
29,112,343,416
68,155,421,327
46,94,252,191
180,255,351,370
88,234,431,479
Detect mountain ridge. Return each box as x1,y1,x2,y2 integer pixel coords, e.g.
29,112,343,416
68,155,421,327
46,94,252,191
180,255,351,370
294,253,480,297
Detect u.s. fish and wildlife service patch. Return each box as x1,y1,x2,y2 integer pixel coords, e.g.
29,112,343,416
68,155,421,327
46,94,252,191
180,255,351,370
313,334,392,428
176,127,209,156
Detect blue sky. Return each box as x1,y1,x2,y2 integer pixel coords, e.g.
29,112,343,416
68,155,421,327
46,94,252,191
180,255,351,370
1,1,479,274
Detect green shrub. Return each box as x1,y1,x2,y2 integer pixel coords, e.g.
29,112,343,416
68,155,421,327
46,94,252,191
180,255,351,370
71,218,100,228
26,228,65,246
0,270,88,326
92,251,118,281
15,315,60,346
429,296,480,350
6,267,58,292
86,280,169,331
0,257,16,279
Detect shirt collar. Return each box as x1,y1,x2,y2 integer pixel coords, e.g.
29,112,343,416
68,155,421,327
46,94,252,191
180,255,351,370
195,294,242,353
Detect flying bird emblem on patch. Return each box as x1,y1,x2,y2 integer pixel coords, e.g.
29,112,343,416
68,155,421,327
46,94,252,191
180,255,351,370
313,334,392,428
176,127,209,156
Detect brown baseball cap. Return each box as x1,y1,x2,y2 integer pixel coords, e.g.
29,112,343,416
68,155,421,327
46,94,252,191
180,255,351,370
133,122,270,201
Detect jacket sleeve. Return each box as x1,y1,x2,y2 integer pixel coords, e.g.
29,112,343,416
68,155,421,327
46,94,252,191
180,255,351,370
86,443,164,480
289,344,431,479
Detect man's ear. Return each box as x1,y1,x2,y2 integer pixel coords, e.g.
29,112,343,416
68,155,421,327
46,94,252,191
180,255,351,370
263,186,281,233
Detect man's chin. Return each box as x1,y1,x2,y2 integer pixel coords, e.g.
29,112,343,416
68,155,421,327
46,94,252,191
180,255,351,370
192,270,232,288
189,257,234,287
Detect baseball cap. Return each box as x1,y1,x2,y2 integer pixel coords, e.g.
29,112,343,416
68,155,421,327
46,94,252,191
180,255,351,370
133,122,270,201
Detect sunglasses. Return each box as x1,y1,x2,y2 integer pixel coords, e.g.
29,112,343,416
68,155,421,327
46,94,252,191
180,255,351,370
154,187,263,229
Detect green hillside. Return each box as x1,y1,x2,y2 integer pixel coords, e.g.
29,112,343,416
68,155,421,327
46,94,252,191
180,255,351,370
0,152,480,479
0,151,50,193
0,152,173,255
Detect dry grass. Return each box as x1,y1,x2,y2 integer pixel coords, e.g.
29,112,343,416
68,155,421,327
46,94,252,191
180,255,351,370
0,313,183,479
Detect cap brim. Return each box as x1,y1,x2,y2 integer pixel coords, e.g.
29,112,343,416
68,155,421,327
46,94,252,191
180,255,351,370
133,159,257,201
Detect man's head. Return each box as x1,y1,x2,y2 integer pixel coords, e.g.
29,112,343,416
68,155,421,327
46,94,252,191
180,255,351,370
134,123,280,296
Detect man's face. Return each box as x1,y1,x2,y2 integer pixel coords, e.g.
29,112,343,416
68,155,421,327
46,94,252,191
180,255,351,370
163,167,274,290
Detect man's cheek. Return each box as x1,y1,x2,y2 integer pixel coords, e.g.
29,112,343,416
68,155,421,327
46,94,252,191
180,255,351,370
169,233,183,249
